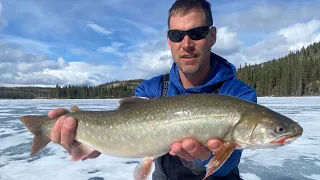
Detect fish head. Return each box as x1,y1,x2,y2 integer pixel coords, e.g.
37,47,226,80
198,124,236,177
233,107,303,149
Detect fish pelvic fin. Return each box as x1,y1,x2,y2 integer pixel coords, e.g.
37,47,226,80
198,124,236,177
19,115,51,156
203,142,236,180
70,141,96,161
133,157,154,180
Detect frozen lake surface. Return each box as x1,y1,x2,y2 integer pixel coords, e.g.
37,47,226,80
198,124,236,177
0,97,319,180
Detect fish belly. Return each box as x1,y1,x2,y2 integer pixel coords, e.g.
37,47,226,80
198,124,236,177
75,116,236,158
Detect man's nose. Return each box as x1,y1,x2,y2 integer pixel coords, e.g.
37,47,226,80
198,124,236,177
182,34,195,49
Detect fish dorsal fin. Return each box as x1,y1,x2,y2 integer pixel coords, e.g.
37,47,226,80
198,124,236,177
118,97,152,110
71,105,81,112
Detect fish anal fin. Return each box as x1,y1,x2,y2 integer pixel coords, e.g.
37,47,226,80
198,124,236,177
118,97,151,110
71,105,81,112
70,141,96,161
202,142,236,180
133,157,154,180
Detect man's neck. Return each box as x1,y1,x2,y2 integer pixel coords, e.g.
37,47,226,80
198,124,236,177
179,66,211,89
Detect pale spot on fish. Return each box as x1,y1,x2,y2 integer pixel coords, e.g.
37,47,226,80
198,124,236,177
139,148,144,154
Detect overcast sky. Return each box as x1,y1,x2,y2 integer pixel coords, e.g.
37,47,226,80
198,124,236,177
0,0,320,87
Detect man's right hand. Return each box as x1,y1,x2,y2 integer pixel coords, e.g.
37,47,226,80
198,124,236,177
48,108,101,159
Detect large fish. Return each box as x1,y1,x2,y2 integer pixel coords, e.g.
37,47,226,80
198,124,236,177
19,93,303,180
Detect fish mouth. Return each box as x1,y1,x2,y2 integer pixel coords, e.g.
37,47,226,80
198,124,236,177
270,133,302,146
271,123,303,146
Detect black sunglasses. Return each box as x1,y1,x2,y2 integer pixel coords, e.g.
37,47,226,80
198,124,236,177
167,26,212,42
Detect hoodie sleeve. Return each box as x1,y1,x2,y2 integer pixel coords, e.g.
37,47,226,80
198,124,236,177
226,79,258,103
134,75,164,98
134,81,152,98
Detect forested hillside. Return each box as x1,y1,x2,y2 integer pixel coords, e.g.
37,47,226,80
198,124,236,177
0,79,144,99
237,41,320,96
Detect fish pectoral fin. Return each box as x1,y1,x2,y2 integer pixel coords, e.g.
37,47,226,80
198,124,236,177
69,141,96,161
133,157,154,180
202,142,236,180
71,105,81,112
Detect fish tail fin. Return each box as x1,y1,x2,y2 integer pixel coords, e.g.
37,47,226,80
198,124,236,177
133,157,154,180
19,115,51,156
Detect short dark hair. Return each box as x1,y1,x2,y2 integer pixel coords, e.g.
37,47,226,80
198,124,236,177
168,0,213,29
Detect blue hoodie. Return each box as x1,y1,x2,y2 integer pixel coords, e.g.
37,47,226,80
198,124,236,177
134,52,257,178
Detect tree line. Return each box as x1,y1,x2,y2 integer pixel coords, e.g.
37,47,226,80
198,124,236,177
1,41,319,99
0,80,143,99
236,41,320,96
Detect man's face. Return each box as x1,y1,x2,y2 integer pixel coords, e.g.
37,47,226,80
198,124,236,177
168,11,216,75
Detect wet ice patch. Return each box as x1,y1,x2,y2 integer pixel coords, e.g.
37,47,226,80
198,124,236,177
303,174,320,180
0,109,14,113
240,173,261,180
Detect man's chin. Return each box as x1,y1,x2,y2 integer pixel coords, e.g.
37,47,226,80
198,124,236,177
179,66,200,75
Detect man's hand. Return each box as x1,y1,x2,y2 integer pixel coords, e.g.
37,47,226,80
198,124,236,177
48,108,101,159
169,139,222,161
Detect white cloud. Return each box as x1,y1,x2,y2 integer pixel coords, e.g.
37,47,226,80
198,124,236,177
225,19,320,68
212,27,242,56
98,42,125,56
0,35,53,55
42,60,118,86
120,38,172,79
278,19,320,51
68,48,93,56
86,21,112,35
0,43,118,87
220,2,320,33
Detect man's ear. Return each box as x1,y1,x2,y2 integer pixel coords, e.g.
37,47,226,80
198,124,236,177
210,26,217,47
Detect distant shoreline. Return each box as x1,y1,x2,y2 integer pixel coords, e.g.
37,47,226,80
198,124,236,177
1,95,320,100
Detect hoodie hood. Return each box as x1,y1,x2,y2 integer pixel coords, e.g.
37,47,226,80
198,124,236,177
169,52,236,94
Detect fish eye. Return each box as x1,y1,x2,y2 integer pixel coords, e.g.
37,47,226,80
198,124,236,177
275,125,286,134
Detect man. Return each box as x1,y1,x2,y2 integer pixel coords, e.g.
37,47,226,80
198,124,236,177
48,0,257,179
